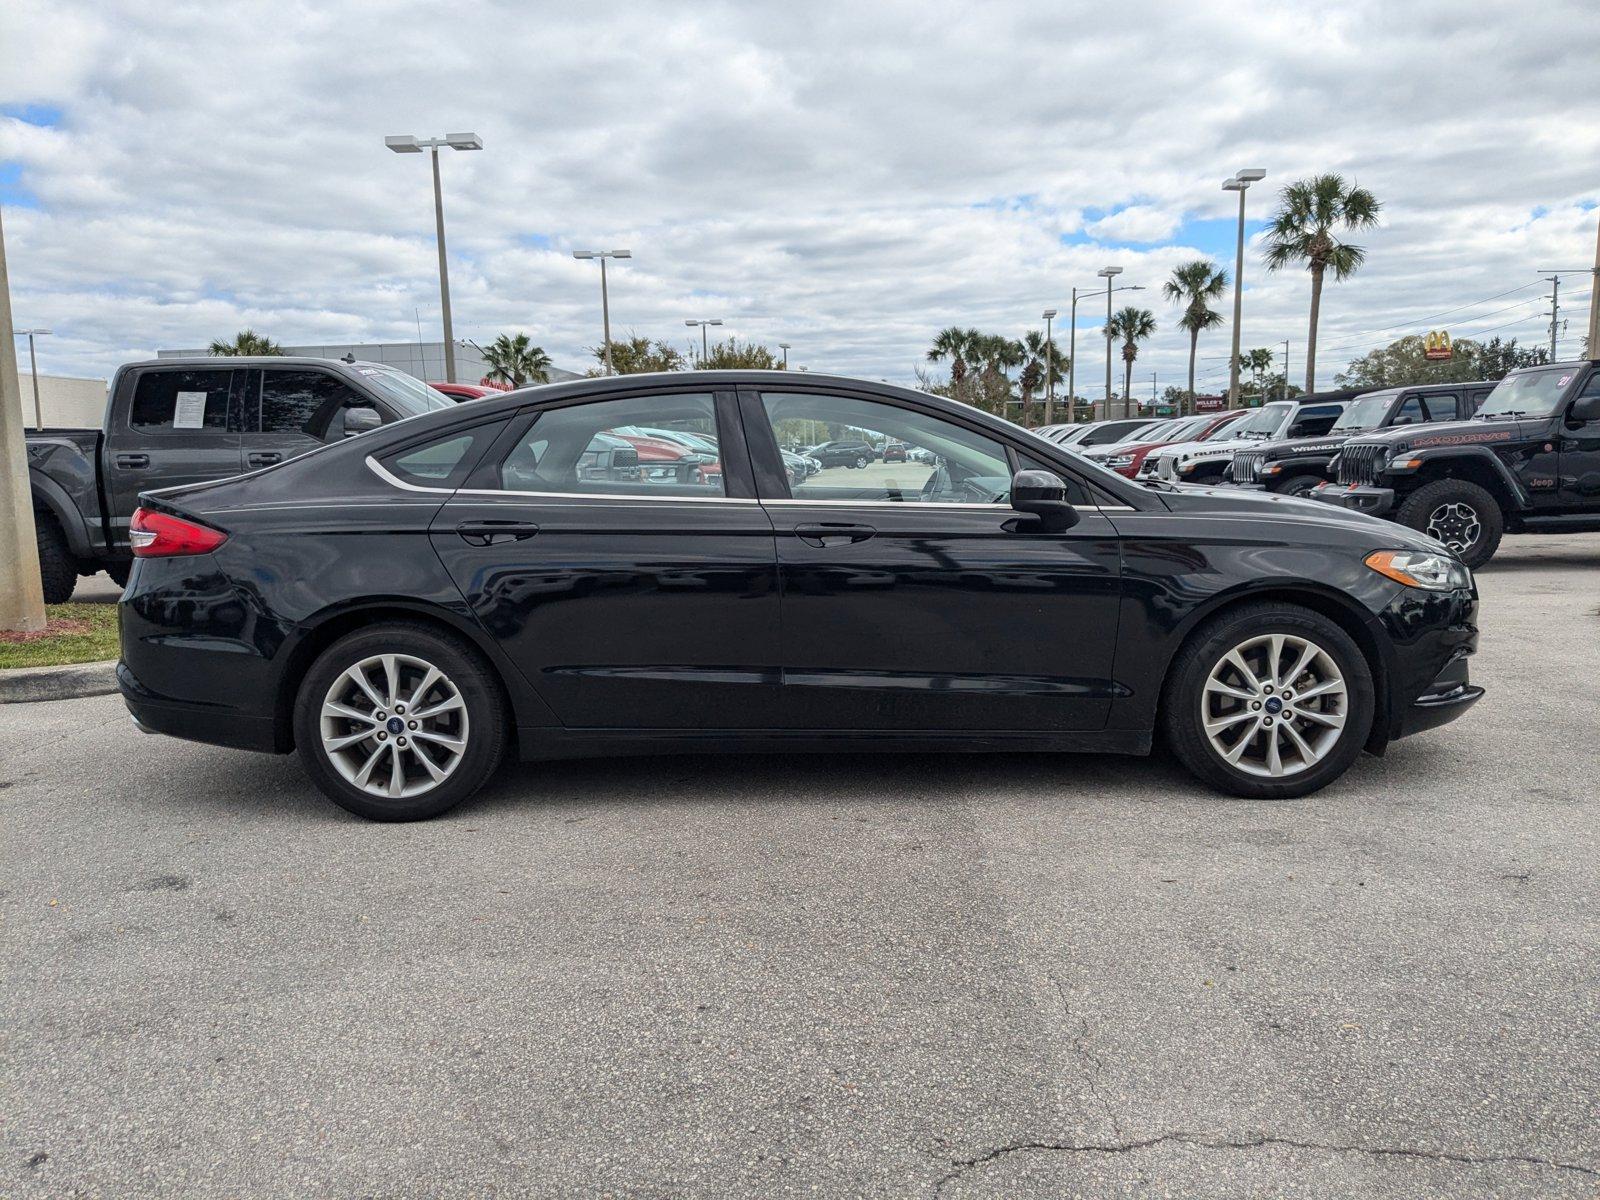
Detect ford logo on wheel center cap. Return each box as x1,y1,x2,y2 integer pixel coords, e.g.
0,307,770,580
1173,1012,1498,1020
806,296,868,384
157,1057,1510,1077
1264,697,1284,715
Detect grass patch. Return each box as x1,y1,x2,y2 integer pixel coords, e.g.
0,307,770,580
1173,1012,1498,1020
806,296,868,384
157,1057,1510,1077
0,603,120,670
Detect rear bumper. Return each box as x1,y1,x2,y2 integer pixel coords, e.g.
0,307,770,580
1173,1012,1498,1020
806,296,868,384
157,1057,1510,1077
1312,482,1396,517
118,662,281,753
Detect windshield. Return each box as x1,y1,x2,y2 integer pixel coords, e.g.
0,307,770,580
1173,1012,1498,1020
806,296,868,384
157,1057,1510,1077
1233,402,1292,439
1053,425,1094,445
1332,394,1393,432
352,364,453,416
1198,415,1245,441
1155,416,1209,442
1476,366,1575,418
1117,420,1167,443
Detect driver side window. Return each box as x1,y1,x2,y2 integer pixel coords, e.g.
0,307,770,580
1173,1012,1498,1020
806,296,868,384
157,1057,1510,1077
760,392,1014,504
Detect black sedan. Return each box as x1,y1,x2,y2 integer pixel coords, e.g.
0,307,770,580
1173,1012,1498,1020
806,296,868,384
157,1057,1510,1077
118,371,1482,821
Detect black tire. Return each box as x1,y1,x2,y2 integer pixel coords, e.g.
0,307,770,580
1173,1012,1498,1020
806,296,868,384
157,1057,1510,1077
1162,602,1374,800
1395,479,1504,569
854,455,868,469
292,622,507,821
1275,474,1324,498
35,515,77,604
104,560,132,587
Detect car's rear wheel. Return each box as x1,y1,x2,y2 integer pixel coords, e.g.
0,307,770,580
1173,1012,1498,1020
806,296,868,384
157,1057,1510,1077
1163,603,1373,799
854,455,868,468
1395,479,1503,568
293,622,506,821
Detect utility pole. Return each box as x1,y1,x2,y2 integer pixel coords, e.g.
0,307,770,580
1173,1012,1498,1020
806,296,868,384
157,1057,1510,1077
1,204,48,632
1281,339,1290,402
1544,274,1561,358
1537,263,1600,360
1589,215,1600,358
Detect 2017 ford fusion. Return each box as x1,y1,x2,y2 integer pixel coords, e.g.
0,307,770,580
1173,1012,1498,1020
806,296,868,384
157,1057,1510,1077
118,372,1482,821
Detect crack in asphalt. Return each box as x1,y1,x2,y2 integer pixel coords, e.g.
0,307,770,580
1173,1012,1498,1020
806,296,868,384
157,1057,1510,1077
932,1131,1599,1194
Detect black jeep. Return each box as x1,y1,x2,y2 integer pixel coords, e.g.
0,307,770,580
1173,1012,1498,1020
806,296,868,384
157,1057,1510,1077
1229,381,1495,497
1311,360,1600,567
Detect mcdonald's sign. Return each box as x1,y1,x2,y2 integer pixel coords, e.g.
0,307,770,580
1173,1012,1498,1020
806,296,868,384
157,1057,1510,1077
1424,330,1452,361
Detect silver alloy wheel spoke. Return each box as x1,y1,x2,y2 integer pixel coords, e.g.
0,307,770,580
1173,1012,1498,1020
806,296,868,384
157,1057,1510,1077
320,653,469,800
1200,632,1348,779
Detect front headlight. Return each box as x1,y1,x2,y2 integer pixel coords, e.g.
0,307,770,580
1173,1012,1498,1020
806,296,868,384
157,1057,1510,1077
1107,454,1134,468
1365,549,1471,591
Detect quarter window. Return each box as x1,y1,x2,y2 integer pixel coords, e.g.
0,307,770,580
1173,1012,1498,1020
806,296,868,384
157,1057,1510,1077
497,394,725,497
761,391,1016,504
378,421,506,489
129,370,233,431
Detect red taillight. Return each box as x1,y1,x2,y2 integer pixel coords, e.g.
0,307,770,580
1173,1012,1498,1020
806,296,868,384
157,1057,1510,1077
129,507,228,558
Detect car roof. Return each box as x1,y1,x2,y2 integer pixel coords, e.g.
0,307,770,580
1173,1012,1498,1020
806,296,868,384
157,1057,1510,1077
125,356,393,370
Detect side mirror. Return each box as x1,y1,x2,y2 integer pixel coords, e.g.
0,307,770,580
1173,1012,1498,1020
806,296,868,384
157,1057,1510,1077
1010,469,1080,529
342,406,382,438
1569,394,1600,424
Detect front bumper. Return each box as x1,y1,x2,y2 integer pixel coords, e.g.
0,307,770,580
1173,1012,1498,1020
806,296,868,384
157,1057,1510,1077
1377,585,1481,745
1312,482,1397,517
1396,652,1483,738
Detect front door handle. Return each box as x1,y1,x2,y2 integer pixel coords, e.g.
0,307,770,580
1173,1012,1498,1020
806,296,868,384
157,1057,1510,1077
246,451,283,467
115,453,149,469
456,520,540,546
795,522,876,548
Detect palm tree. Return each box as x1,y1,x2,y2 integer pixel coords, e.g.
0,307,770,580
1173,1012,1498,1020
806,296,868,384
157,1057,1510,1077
927,326,984,394
481,332,553,388
208,329,283,356
1106,307,1157,413
1264,173,1381,392
1162,260,1228,414
1239,347,1276,401
1018,329,1067,426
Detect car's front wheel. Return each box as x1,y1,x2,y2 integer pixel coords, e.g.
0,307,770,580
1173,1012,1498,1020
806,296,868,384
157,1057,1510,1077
854,455,868,469
1163,603,1374,799
293,622,506,821
1395,479,1503,569
1276,473,1324,499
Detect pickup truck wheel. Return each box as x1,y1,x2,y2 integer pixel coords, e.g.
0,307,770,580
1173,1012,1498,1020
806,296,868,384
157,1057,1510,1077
1162,602,1374,800
293,623,506,822
1396,479,1503,569
35,516,77,604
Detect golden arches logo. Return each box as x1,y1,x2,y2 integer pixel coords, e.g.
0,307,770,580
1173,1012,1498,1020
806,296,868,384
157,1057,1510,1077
1424,330,1452,360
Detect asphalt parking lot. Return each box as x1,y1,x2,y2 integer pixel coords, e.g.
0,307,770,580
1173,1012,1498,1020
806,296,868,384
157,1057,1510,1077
4,536,1598,1198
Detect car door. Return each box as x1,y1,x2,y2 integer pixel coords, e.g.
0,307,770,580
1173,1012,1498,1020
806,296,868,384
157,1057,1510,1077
241,366,378,469
740,385,1123,732
1557,369,1600,508
427,386,782,729
107,366,243,548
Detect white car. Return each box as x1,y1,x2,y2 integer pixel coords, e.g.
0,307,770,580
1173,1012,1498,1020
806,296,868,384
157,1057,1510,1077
1142,400,1347,484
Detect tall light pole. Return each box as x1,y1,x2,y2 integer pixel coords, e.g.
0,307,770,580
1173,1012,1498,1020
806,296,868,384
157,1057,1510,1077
1,203,47,631
685,318,722,365
13,327,51,428
573,250,631,375
1281,339,1290,402
1098,266,1123,418
385,132,482,384
1041,309,1057,424
1067,282,1144,424
779,341,791,369
1223,169,1266,409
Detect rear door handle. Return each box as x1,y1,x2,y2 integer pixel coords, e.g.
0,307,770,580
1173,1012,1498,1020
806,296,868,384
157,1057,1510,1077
246,451,283,466
795,522,876,548
115,453,149,469
456,520,540,546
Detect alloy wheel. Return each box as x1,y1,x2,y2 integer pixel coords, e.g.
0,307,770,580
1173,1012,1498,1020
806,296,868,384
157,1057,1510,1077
319,653,470,799
1200,633,1347,779
1426,502,1481,553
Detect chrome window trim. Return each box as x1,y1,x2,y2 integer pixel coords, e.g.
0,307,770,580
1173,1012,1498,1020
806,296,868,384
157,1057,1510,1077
366,455,754,504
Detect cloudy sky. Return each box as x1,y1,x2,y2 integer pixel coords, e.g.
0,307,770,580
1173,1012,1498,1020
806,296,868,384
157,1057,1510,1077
2,0,1597,395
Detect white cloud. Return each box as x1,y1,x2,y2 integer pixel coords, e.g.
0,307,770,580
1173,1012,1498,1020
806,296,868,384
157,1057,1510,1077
1,0,1597,393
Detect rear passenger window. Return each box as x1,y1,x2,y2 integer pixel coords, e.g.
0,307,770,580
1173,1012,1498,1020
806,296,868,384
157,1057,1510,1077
129,370,233,431
496,394,725,497
258,370,368,436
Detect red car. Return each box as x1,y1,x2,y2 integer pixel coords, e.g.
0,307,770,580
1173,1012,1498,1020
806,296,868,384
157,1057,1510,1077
429,381,511,402
1088,410,1249,478
614,433,722,485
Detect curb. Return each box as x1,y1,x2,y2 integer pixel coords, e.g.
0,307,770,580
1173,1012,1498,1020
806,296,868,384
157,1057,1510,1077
0,660,120,704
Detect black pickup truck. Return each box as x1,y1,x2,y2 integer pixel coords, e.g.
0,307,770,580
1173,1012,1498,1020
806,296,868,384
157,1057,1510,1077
1228,380,1496,496
26,356,452,601
1312,359,1600,567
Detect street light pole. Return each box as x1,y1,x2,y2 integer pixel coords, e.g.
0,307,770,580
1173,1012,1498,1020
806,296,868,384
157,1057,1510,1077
1223,169,1266,409
684,319,722,365
0,203,47,632
1042,309,1057,425
573,250,632,375
13,327,50,428
385,132,483,384
1098,266,1122,418
779,342,791,369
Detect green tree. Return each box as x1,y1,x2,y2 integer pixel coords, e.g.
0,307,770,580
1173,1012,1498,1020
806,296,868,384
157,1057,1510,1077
1474,336,1550,381
1232,347,1277,401
1162,259,1229,414
1017,329,1068,426
1105,307,1157,409
927,326,987,404
481,332,552,388
702,339,786,370
208,329,283,356
590,334,687,375
1264,173,1382,392
1334,334,1531,389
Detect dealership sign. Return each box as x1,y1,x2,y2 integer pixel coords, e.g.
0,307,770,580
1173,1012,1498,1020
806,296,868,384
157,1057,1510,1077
1424,330,1452,361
